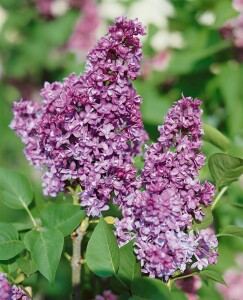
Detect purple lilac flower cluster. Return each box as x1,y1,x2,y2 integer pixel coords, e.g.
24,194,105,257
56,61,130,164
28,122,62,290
95,290,117,300
11,285,30,300
10,17,147,216
36,0,53,16
36,0,69,17
0,274,30,300
67,0,100,55
0,273,11,300
115,96,218,279
35,0,100,64
176,271,201,300
217,254,243,300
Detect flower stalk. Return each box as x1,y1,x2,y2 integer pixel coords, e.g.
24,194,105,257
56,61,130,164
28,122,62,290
71,217,89,300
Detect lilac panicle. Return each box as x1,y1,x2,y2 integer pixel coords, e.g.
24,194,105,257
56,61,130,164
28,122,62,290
95,290,118,300
0,273,30,300
115,96,217,279
175,270,201,300
10,285,30,300
233,0,243,12
0,273,11,300
220,1,243,60
10,17,148,216
67,0,100,55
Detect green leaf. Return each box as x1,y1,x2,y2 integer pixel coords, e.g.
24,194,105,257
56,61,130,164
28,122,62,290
171,285,187,300
208,153,243,188
218,225,243,239
202,124,230,152
0,168,33,210
0,222,25,260
0,260,18,274
12,220,34,231
86,216,119,277
231,203,243,209
110,275,130,293
131,277,170,300
116,240,141,288
192,206,213,230
16,257,38,275
196,270,226,286
167,40,230,76
24,228,64,283
218,62,243,136
174,270,226,286
40,204,86,237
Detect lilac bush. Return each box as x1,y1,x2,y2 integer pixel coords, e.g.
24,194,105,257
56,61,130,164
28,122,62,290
8,16,232,299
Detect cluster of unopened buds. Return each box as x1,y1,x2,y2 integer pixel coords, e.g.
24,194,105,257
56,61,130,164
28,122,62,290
10,16,218,283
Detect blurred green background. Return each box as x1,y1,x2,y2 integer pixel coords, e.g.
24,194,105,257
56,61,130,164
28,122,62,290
1,0,243,299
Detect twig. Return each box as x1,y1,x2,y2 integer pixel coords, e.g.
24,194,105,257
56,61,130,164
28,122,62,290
71,218,89,300
212,186,228,210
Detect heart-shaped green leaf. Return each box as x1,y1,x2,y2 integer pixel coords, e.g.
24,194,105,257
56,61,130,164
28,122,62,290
40,203,86,237
196,270,226,286
231,203,243,209
192,206,213,230
13,219,34,231
203,124,230,152
171,285,188,300
0,168,33,210
0,222,25,260
174,269,226,286
86,216,119,277
17,257,38,275
208,153,243,188
131,277,170,300
116,239,141,288
24,228,64,283
218,225,243,239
